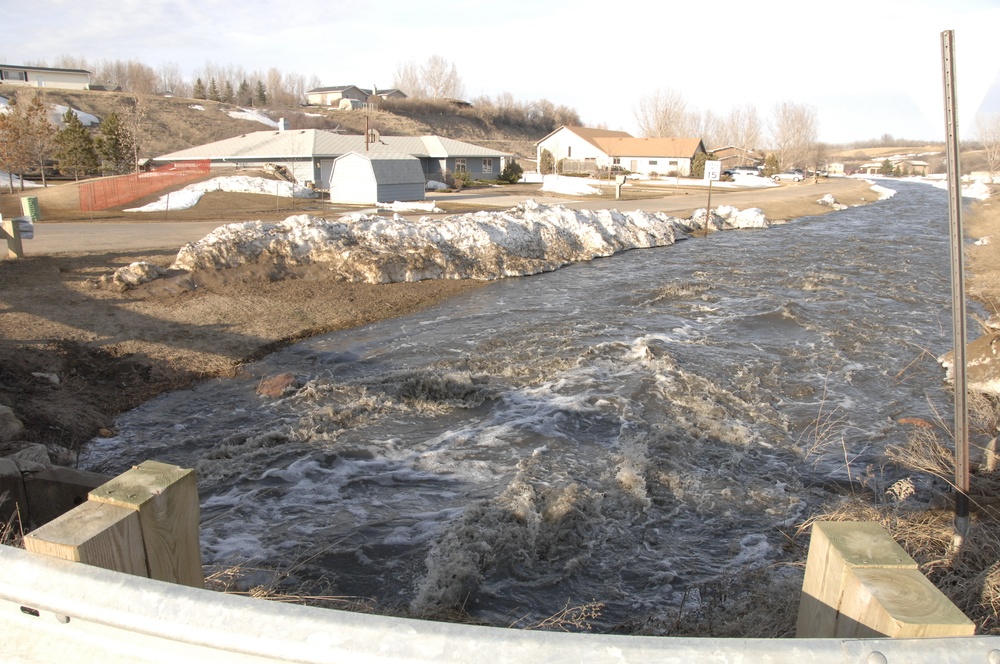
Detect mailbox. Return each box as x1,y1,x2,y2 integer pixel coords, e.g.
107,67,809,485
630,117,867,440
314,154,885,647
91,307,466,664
15,217,33,240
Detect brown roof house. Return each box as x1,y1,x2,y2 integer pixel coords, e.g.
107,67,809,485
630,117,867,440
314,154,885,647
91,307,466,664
536,126,705,177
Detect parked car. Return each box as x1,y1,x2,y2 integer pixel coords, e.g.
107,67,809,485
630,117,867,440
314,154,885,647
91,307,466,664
773,169,805,182
731,166,763,177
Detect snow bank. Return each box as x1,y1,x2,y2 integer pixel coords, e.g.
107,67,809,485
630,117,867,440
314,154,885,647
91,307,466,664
51,104,99,126
189,104,206,111
125,175,320,212
817,193,847,210
425,180,448,191
678,206,769,234
730,174,779,188
227,108,280,128
0,171,43,190
171,200,686,283
540,174,601,196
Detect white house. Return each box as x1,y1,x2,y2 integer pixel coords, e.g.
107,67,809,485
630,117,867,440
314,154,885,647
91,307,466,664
536,126,706,177
306,85,408,107
328,152,426,204
0,64,91,90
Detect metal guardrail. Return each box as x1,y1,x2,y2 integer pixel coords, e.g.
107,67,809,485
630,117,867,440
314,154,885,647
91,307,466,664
2,545,998,664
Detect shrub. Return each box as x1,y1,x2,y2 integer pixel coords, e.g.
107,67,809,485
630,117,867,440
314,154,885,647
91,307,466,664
498,159,524,184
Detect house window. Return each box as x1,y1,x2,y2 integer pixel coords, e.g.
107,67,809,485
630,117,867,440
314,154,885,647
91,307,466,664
612,157,621,166
1,70,27,82
649,160,658,166
482,158,493,174
455,158,467,174
567,146,572,157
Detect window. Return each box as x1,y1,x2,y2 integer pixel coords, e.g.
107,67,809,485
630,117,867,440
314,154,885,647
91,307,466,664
1,70,27,82
567,146,572,157
649,160,658,166
612,157,621,165
482,158,493,174
455,158,467,173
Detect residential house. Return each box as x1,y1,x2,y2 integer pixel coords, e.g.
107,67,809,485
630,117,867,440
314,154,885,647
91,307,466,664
710,146,763,171
306,85,407,107
0,64,91,90
536,126,706,177
152,128,511,186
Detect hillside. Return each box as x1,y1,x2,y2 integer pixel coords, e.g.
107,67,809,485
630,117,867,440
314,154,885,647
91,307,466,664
24,89,544,160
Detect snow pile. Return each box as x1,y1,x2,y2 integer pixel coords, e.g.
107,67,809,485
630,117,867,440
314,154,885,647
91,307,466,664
227,108,280,128
170,200,686,283
730,174,779,188
189,104,206,111
378,201,443,213
817,193,847,210
866,182,897,199
540,174,601,196
679,206,769,233
929,178,992,199
125,175,320,212
108,261,167,288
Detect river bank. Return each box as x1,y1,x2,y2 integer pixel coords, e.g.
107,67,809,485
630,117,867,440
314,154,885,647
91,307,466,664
0,177,894,461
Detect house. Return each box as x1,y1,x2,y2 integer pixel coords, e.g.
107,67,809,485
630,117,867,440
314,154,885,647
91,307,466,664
710,146,763,171
151,128,511,185
0,64,91,90
306,85,407,107
536,126,706,177
328,152,426,204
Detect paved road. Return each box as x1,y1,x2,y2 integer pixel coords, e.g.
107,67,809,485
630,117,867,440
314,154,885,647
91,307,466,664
20,179,856,255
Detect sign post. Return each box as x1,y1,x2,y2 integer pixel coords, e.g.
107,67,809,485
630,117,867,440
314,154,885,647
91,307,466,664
703,160,721,238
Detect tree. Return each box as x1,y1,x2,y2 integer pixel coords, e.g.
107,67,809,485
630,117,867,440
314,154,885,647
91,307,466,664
95,111,132,174
207,78,220,102
0,97,33,191
254,80,267,107
717,104,763,164
761,153,780,177
193,78,206,100
691,151,716,179
539,148,555,175
770,101,818,169
223,81,235,104
634,88,700,138
881,158,896,176
237,79,252,106
421,55,464,99
119,96,147,174
976,112,1000,182
21,95,57,186
498,159,524,184
392,61,423,98
54,108,98,180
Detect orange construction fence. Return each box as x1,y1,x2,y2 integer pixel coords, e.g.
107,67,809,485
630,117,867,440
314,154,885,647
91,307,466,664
80,161,211,211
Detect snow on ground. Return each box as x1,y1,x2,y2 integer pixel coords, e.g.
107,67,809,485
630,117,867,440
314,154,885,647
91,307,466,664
425,180,448,191
540,174,601,196
729,174,779,188
227,108,280,128
51,104,99,126
189,104,206,111
125,175,319,212
0,170,43,190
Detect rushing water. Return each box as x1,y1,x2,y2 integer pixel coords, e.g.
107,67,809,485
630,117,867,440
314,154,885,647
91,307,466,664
82,181,964,629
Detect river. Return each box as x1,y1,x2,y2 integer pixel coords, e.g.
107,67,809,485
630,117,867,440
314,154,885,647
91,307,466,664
81,180,964,630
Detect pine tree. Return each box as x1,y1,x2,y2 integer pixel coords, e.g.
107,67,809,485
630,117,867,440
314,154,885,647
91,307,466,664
95,111,132,175
54,108,98,180
193,78,206,100
254,80,267,107
237,80,252,106
223,81,235,104
208,78,220,102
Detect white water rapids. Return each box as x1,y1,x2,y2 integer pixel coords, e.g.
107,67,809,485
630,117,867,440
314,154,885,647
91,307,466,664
83,181,966,631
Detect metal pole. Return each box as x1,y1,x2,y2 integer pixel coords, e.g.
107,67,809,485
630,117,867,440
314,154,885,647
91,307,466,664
703,179,713,238
941,29,971,539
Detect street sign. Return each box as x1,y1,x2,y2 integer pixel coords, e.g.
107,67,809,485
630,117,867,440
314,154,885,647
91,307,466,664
704,160,722,181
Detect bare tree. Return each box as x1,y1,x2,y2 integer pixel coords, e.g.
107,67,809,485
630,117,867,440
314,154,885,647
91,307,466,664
717,103,764,163
392,61,423,98
976,112,1000,182
634,88,695,137
158,61,189,97
420,55,465,100
770,101,818,169
119,96,148,173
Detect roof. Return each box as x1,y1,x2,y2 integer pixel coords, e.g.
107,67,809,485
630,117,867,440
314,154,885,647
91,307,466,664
537,125,633,149
153,129,510,162
0,63,91,75
593,137,705,159
334,152,425,185
306,85,367,95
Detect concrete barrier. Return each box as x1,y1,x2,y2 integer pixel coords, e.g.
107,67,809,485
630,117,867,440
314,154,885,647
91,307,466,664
2,545,998,664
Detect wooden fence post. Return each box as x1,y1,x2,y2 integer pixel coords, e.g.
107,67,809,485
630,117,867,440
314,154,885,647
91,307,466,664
89,460,204,588
796,521,975,638
1,216,24,259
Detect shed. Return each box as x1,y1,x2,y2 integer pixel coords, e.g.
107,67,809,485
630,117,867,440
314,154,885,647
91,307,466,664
329,152,426,204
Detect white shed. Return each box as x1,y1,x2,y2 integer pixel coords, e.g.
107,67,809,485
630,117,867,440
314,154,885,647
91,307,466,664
328,152,426,204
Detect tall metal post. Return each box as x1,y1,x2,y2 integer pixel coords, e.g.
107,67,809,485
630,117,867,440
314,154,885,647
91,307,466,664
941,29,971,539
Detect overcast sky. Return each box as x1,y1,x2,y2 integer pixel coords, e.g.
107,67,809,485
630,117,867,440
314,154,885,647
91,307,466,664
4,0,1000,144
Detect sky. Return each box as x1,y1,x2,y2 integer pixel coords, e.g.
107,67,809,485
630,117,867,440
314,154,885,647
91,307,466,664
4,0,1000,144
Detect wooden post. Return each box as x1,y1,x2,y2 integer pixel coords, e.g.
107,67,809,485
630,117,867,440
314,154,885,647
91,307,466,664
797,521,975,638
1,216,24,259
24,501,146,576
89,461,204,588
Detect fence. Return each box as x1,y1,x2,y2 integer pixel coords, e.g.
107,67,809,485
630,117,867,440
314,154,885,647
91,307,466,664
79,161,211,212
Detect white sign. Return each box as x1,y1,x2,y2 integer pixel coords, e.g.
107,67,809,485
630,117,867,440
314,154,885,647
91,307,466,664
704,160,722,181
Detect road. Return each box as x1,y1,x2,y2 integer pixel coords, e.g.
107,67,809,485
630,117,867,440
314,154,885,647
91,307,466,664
20,179,859,255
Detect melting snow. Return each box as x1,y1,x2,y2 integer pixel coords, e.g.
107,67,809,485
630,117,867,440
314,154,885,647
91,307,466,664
378,201,443,213
540,174,601,196
0,170,43,190
227,108,280,128
125,175,320,212
189,104,206,111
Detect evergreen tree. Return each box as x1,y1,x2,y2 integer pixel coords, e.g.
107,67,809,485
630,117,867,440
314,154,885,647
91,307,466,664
22,95,57,186
254,80,267,107
54,108,98,180
95,111,132,174
223,81,235,104
237,79,252,106
761,153,780,177
207,78,220,102
880,158,895,176
539,149,554,175
193,78,206,100
0,94,33,191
